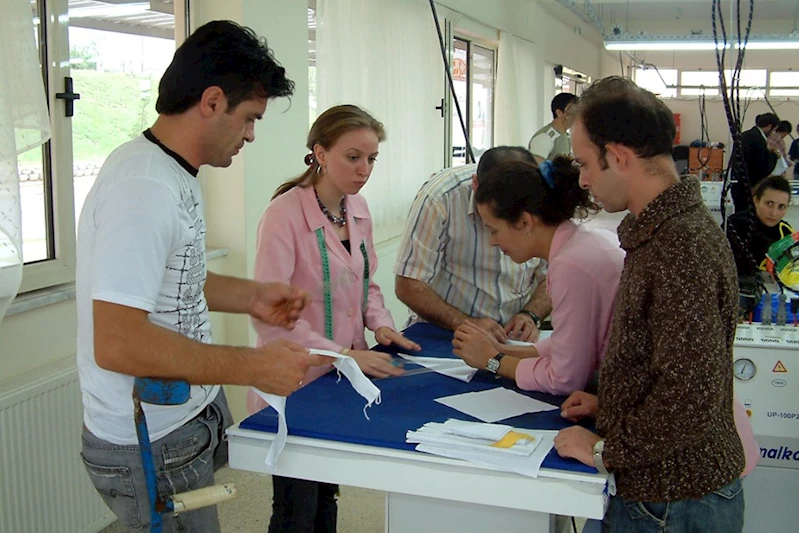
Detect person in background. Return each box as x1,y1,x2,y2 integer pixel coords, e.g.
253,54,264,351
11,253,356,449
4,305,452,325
555,76,746,532
528,93,578,164
451,156,624,395
726,175,794,279
395,146,551,343
731,112,780,212
789,122,799,178
248,104,420,533
768,120,794,176
77,21,329,533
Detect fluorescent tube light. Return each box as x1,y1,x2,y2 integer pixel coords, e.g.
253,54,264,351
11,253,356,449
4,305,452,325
605,41,729,51
736,41,799,50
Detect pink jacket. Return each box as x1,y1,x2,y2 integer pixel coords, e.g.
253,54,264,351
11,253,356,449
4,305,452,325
516,222,625,395
247,185,395,413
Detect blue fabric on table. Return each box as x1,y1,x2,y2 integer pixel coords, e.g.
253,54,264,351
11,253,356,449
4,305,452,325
240,322,597,474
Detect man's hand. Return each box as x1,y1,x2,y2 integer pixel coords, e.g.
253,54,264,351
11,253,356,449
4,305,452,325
560,391,599,422
249,283,310,329
452,321,500,369
469,317,507,342
375,326,422,352
504,313,540,342
349,349,405,379
251,339,329,396
554,426,601,467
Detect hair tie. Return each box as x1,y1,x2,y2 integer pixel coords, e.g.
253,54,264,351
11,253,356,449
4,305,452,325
304,153,315,166
539,160,555,188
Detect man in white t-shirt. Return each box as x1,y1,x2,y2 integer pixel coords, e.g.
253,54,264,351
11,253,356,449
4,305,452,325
77,21,328,533
528,92,578,164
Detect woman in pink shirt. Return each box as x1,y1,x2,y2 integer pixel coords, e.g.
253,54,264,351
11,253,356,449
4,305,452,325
452,156,624,396
248,105,419,533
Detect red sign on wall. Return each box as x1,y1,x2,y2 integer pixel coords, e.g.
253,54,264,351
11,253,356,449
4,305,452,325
453,58,467,81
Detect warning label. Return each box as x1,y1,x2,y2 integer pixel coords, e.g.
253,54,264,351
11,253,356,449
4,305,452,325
773,361,788,373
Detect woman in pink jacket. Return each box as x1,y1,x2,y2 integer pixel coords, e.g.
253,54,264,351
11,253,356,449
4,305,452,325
248,105,419,533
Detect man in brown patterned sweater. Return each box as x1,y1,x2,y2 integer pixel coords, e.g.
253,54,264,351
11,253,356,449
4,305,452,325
553,77,745,532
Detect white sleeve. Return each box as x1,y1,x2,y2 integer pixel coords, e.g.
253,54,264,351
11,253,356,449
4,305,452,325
90,177,180,312
528,132,554,159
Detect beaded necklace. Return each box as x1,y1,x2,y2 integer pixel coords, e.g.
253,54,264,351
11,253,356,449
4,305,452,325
314,187,347,227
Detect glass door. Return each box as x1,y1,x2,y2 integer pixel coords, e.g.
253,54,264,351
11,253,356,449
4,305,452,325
449,37,495,167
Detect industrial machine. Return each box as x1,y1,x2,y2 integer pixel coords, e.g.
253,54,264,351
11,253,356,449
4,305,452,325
733,323,799,532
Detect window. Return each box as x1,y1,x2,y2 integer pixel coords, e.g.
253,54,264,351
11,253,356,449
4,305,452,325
680,71,721,96
635,67,678,98
18,0,181,293
450,38,496,167
769,71,799,97
558,67,591,96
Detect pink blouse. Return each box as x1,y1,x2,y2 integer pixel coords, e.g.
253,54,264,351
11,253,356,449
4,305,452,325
516,221,625,395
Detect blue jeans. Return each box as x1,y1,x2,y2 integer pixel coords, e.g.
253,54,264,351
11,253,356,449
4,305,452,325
81,390,233,532
602,478,744,533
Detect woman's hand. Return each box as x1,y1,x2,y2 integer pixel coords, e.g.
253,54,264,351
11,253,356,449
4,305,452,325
348,349,405,378
375,326,422,352
452,321,500,369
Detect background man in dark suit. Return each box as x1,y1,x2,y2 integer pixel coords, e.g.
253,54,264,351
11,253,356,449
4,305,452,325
731,113,780,212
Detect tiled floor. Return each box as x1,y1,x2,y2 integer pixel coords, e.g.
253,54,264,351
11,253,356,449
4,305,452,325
99,467,588,532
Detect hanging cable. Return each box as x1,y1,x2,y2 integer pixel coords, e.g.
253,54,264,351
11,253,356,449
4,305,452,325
713,0,767,298
427,0,474,164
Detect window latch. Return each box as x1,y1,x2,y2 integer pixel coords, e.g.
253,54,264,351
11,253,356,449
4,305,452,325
55,76,81,117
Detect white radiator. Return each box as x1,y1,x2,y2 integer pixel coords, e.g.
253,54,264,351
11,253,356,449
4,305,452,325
0,359,115,533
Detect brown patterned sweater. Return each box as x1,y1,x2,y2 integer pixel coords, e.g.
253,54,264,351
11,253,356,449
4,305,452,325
598,177,745,501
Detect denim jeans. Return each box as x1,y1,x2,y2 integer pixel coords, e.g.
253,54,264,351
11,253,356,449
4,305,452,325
81,390,233,533
602,478,744,533
268,476,339,533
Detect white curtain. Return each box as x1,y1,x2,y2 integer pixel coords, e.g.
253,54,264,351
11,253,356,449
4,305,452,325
494,31,542,148
316,0,442,233
0,0,51,322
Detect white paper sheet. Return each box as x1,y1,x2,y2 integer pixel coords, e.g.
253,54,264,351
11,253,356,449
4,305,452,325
396,353,477,383
434,387,558,423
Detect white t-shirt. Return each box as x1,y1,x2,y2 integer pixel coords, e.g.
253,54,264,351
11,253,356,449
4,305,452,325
76,134,219,445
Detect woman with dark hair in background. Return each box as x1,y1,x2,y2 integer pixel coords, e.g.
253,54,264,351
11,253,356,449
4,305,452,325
452,155,625,395
726,175,794,279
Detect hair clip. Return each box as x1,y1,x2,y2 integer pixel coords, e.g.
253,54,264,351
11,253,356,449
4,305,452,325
539,160,555,188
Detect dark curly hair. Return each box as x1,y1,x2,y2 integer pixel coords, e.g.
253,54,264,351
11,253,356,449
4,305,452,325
475,155,599,226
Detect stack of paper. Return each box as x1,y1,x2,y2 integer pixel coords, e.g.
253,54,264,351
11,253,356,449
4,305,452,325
406,419,553,477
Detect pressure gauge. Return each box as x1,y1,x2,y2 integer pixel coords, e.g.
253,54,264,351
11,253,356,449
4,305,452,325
733,358,756,381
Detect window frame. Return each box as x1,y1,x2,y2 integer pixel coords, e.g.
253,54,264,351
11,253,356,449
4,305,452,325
20,0,77,293
18,0,189,295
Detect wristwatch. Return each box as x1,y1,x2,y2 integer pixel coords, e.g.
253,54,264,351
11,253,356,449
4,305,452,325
518,310,542,329
485,352,506,374
593,439,609,475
